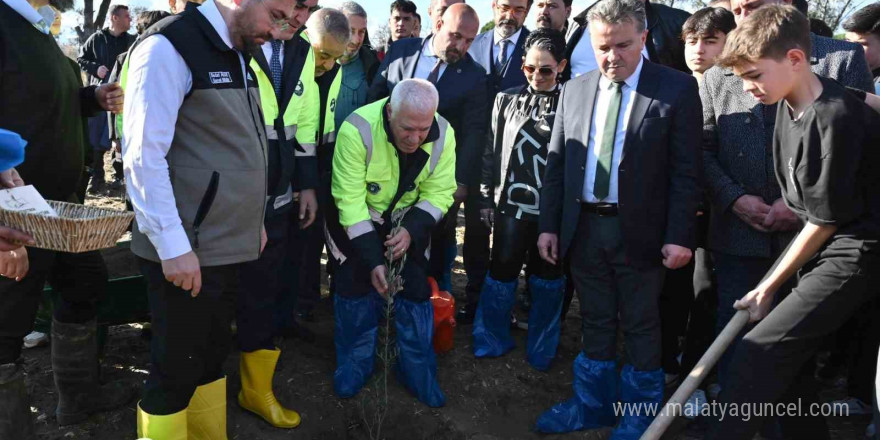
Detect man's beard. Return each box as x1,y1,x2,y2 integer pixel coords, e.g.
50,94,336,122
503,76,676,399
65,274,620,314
49,0,73,12
342,44,360,61
438,48,461,64
497,18,519,37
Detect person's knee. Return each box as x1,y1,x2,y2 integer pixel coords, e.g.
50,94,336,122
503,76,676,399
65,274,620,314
490,252,521,282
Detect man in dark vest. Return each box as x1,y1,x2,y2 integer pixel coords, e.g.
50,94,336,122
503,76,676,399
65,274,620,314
0,0,133,437
122,0,300,436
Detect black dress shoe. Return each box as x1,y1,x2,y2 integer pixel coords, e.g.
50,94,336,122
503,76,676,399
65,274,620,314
456,303,477,325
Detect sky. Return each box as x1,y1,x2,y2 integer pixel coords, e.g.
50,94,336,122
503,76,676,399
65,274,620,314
59,0,602,46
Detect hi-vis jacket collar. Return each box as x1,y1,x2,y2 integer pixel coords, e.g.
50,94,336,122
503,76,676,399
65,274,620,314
381,103,442,152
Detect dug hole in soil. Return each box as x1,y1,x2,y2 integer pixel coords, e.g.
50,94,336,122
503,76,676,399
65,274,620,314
19,156,875,439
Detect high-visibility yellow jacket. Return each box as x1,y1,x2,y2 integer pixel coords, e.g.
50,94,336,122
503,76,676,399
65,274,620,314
250,34,318,216
331,97,457,269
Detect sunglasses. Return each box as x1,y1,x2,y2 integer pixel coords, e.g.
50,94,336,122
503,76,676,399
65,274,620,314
522,65,556,76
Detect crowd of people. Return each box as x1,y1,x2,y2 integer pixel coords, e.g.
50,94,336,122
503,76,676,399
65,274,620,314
1,0,879,438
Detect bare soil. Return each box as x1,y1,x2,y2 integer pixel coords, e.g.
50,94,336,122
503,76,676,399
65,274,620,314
19,158,872,439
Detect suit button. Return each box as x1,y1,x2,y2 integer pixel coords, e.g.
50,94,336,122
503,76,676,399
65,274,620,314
575,198,581,203
738,151,744,157
745,117,751,124
580,165,585,171
620,168,626,173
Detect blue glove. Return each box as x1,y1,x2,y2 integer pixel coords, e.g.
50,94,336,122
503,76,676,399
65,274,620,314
0,129,27,171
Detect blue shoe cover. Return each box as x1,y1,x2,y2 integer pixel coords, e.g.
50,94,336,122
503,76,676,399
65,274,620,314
534,353,617,433
395,297,446,407
333,294,379,398
610,365,664,440
526,275,565,371
472,276,517,358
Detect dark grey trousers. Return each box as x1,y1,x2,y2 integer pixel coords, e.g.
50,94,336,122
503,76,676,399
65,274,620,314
709,240,879,440
569,212,665,371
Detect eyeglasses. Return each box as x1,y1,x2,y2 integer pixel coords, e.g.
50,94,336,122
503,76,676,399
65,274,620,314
261,0,293,32
522,65,556,76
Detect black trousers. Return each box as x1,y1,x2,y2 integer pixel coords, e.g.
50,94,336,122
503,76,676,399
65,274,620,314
237,214,290,353
489,214,561,282
138,258,239,414
429,206,457,288
292,178,333,313
709,241,880,440
679,248,719,374
660,214,715,375
463,195,491,304
569,212,665,371
0,247,106,364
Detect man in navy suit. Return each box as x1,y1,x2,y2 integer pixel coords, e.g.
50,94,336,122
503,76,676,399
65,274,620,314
469,0,532,94
534,0,701,436
368,3,489,303
452,0,531,322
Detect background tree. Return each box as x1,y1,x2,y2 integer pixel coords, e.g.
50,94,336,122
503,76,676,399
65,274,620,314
807,0,870,29
74,0,112,43
371,24,391,51
480,20,495,33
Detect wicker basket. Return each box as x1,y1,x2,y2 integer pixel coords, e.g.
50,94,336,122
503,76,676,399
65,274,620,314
0,201,134,253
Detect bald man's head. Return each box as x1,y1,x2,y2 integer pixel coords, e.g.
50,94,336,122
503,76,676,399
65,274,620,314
432,3,479,64
443,2,479,26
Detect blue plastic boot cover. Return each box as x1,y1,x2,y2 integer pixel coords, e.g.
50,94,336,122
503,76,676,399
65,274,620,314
610,365,664,440
333,294,379,398
526,275,565,371
472,276,518,358
534,353,617,433
394,297,446,407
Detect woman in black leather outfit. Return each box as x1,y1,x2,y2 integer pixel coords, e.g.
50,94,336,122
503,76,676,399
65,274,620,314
471,28,568,371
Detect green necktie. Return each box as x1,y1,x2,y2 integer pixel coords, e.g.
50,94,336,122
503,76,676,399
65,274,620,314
593,81,624,201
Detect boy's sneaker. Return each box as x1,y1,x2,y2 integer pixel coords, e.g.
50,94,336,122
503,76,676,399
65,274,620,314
23,331,48,349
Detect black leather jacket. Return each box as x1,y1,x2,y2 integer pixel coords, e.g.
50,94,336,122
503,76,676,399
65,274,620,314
563,1,690,81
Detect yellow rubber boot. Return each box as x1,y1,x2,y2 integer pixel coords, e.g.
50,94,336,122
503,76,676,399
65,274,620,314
238,349,301,428
188,377,227,440
136,402,187,440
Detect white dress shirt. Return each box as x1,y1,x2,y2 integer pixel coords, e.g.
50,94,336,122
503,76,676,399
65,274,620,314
493,27,522,69
413,36,448,81
582,57,644,203
123,0,246,260
569,23,650,78
3,0,50,33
